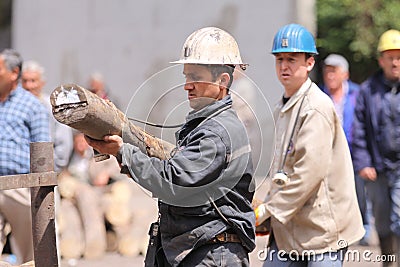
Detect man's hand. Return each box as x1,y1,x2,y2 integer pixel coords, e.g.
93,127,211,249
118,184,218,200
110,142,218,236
359,167,377,181
85,135,123,157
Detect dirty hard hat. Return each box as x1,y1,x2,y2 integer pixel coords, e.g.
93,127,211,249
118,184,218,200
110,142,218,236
271,24,318,55
170,27,247,70
377,29,400,53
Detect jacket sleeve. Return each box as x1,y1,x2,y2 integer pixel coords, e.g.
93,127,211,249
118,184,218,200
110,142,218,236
119,128,227,201
351,85,372,173
266,109,335,225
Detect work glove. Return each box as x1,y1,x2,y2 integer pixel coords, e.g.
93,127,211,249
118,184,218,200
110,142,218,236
254,203,271,227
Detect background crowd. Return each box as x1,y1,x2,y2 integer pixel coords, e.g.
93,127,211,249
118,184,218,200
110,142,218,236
0,22,399,266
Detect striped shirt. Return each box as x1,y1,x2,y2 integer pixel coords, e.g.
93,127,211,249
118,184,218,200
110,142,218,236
0,85,50,175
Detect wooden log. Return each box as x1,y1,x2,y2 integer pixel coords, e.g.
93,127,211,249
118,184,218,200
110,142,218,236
102,180,135,227
113,224,148,257
50,84,175,160
74,184,107,259
109,179,134,202
126,183,158,257
105,230,118,252
57,172,79,199
58,176,108,259
58,199,85,260
102,180,156,257
103,192,133,227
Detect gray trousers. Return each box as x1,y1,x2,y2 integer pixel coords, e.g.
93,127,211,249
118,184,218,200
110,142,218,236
156,242,249,267
365,173,398,237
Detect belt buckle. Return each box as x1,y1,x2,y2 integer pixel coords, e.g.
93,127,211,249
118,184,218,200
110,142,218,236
216,232,228,242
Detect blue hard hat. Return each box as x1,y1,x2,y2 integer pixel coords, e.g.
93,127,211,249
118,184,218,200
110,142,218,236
271,24,318,54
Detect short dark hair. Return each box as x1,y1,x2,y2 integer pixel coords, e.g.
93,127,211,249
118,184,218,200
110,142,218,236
305,53,315,60
204,64,235,89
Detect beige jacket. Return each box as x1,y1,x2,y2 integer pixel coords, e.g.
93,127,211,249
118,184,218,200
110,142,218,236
265,79,364,254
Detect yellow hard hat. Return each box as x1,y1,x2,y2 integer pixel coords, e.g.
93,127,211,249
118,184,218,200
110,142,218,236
170,27,247,70
377,29,400,53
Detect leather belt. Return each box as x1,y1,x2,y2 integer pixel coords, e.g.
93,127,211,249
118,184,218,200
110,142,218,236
208,232,241,244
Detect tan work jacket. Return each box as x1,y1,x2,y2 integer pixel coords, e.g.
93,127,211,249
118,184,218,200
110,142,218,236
265,79,364,254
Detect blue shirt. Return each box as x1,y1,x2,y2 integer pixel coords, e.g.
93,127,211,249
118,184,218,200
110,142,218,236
321,80,360,151
0,85,50,175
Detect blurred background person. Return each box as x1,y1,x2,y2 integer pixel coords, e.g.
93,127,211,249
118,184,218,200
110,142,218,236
321,54,372,246
21,60,73,172
0,49,50,264
21,60,73,264
321,54,359,144
231,68,261,170
353,29,400,264
87,72,120,109
66,131,95,184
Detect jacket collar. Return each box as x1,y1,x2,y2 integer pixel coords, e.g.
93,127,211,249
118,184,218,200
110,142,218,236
185,95,232,122
280,78,312,113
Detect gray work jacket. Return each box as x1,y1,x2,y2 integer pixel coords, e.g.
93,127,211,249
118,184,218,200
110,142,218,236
119,95,255,266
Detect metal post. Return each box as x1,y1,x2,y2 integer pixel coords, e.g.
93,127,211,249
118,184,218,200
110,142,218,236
30,142,59,266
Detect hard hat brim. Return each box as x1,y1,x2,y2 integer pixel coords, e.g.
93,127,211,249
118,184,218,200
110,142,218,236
271,48,318,55
169,60,248,70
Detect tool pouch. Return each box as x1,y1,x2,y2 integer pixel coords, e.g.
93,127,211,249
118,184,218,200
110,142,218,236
144,221,160,267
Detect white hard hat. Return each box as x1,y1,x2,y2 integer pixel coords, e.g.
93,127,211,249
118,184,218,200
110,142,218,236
324,54,349,72
170,27,247,70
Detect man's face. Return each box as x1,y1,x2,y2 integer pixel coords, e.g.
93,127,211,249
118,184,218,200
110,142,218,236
183,64,225,110
274,53,315,95
89,79,104,95
21,70,44,97
379,49,400,82
0,57,16,98
323,65,348,93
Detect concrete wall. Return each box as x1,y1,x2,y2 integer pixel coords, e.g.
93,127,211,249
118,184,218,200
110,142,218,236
12,0,315,178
